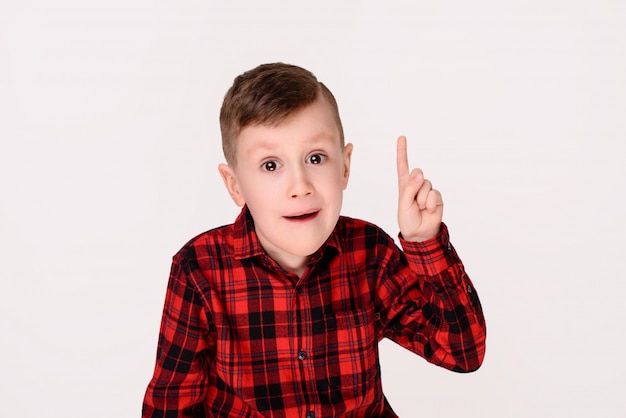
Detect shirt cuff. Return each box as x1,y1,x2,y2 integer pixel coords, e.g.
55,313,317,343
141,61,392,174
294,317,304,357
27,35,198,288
399,223,458,276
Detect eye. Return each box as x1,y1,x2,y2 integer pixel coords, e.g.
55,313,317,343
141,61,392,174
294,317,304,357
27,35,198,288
261,160,281,172
307,153,326,165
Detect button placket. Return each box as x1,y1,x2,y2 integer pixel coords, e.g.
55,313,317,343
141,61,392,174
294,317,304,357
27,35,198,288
292,281,319,411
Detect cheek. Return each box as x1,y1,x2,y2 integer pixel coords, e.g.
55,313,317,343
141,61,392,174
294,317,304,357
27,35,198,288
326,168,348,190
240,178,280,208
320,174,346,205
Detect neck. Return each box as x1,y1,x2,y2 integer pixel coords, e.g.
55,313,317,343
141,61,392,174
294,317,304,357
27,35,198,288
278,255,309,278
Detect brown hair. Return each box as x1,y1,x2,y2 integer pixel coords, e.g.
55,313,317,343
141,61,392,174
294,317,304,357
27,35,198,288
219,62,345,166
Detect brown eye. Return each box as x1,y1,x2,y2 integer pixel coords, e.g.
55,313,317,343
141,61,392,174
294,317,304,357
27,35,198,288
262,161,279,171
307,154,326,165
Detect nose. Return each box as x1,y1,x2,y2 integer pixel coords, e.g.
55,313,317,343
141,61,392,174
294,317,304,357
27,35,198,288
288,165,314,199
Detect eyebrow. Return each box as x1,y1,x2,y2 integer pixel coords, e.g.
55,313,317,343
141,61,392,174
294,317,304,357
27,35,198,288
246,132,338,156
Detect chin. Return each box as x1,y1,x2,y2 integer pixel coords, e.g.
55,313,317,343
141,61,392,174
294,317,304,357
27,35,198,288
288,233,330,255
291,242,325,257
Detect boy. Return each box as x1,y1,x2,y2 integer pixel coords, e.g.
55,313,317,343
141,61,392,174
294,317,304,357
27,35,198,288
143,63,486,417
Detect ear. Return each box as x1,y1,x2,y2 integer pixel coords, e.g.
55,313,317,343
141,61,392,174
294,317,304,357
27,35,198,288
341,143,353,190
218,163,246,207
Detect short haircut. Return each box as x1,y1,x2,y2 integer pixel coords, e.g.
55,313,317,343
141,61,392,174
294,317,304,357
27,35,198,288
219,62,345,166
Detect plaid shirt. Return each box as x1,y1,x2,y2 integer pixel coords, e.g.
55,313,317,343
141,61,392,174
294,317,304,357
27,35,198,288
143,207,486,417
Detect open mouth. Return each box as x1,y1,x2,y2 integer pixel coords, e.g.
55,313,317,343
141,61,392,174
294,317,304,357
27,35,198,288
284,210,320,222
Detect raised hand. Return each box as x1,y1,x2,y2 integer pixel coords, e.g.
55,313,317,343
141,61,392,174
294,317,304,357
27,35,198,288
396,136,443,242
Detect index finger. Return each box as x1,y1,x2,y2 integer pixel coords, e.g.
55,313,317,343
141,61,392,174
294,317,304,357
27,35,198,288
396,135,410,185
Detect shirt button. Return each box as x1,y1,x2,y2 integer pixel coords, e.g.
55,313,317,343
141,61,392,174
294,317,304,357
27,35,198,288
467,285,472,294
297,350,307,361
306,412,315,418
447,242,452,251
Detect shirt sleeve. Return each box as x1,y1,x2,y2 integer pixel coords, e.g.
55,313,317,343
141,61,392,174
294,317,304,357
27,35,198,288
142,256,214,417
376,223,486,372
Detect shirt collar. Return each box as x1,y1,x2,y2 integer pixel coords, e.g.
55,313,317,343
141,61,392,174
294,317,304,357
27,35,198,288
231,206,342,261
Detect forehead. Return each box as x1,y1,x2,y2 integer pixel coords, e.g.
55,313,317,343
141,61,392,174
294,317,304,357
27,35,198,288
236,98,342,155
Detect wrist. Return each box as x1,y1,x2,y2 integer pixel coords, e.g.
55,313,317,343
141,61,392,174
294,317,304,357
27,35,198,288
401,233,435,243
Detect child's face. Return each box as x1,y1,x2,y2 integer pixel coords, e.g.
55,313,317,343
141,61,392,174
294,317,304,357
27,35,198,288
219,97,352,273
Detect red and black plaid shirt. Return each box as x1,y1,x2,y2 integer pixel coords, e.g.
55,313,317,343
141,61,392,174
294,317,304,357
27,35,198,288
143,207,486,417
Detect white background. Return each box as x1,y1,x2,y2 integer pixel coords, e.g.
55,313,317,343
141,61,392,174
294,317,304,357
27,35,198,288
1,1,625,417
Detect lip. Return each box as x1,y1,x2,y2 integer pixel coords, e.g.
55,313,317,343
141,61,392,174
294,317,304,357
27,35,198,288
283,209,320,222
